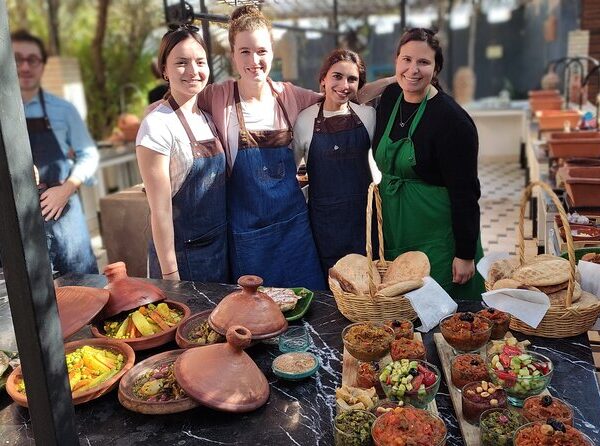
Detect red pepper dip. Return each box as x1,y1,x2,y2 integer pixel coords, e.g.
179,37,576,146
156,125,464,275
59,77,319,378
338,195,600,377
390,337,426,361
372,406,447,446
451,354,489,389
440,312,492,352
384,319,414,340
357,362,384,396
523,395,573,426
515,420,592,446
477,308,510,340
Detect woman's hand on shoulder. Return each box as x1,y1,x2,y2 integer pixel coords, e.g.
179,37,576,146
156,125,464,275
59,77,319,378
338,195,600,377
452,257,475,284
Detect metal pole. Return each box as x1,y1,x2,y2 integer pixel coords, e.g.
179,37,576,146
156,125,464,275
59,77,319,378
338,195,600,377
199,0,214,84
0,2,77,445
400,0,406,31
333,0,339,48
46,0,60,55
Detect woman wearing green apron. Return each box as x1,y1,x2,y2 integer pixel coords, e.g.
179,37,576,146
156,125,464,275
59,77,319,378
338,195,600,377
373,28,485,300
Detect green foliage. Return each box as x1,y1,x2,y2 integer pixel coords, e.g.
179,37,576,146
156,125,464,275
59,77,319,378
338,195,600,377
8,0,164,140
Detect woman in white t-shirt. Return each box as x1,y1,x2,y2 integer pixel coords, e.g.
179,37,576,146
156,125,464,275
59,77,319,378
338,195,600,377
292,49,379,279
136,25,228,282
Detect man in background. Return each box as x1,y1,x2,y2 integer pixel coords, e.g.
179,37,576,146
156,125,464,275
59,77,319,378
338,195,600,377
10,29,99,275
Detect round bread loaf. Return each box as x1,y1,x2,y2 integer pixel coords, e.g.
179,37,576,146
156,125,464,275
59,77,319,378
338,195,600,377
382,251,430,284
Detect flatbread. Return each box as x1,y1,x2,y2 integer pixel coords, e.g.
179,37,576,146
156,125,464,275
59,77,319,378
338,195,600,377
382,251,430,284
511,259,571,286
376,279,424,297
547,282,583,306
487,258,519,286
329,254,381,294
492,278,523,290
536,281,568,295
524,254,568,265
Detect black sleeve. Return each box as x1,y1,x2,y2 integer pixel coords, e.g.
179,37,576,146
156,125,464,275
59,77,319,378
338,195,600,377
437,117,481,260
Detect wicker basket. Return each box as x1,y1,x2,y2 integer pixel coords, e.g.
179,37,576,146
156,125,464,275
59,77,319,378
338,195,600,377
328,183,417,323
506,181,600,338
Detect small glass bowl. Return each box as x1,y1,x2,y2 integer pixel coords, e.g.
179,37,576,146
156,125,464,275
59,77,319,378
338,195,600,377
334,409,376,446
479,408,525,446
385,319,414,340
379,360,441,409
272,352,320,381
371,406,447,446
513,421,594,446
450,353,489,390
370,399,403,417
342,322,394,362
522,395,574,426
477,307,511,340
439,313,493,354
486,351,553,407
278,326,310,353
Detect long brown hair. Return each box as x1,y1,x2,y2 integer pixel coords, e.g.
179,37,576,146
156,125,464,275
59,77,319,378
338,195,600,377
318,49,367,90
228,5,272,51
396,28,444,92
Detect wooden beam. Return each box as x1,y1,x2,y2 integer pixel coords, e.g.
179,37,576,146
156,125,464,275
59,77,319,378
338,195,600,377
0,2,77,445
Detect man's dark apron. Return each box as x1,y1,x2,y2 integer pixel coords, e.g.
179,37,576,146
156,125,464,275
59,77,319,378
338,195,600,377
149,97,228,282
307,102,373,279
27,89,97,275
226,81,325,290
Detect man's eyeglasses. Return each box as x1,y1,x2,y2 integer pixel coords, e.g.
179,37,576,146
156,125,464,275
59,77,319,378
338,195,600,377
168,23,200,33
15,55,43,68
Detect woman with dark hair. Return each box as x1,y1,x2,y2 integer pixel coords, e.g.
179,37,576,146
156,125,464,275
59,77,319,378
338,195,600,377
136,25,228,282
292,49,377,279
373,28,484,299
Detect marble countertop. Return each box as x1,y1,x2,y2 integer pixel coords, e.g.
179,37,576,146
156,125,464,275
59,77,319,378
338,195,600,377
1,274,600,445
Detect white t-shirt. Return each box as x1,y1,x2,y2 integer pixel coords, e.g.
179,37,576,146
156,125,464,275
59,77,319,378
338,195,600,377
292,102,381,183
137,103,217,196
226,94,284,165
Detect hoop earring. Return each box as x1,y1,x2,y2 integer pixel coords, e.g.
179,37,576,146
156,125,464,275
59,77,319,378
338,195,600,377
163,74,169,81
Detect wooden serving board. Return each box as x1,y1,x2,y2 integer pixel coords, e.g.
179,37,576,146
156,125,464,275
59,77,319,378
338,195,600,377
433,333,549,446
342,332,438,414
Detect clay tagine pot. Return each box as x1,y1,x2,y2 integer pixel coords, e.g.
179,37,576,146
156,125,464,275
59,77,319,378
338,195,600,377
174,325,269,412
208,275,288,340
100,261,166,319
56,286,110,339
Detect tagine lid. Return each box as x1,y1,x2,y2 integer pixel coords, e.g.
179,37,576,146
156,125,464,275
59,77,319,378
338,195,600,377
208,275,288,340
174,325,269,412
100,262,166,319
56,286,110,339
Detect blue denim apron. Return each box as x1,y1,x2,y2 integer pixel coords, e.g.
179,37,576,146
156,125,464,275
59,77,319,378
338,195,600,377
307,102,373,279
149,97,228,282
27,89,97,275
227,81,325,290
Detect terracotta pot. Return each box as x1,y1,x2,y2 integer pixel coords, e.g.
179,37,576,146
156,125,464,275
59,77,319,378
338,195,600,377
559,166,600,208
174,325,269,412
91,300,191,351
536,110,580,131
100,261,166,319
56,286,109,339
208,275,288,340
6,338,135,407
118,349,199,414
529,89,560,98
175,309,225,349
549,131,600,140
548,139,600,158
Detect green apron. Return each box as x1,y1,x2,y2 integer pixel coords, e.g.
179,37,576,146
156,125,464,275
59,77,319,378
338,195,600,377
374,91,485,300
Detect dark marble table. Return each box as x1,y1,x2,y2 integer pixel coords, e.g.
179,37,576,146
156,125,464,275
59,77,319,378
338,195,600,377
1,274,600,445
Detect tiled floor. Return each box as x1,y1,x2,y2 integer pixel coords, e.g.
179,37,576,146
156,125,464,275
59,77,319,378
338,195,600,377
91,160,537,273
479,160,537,257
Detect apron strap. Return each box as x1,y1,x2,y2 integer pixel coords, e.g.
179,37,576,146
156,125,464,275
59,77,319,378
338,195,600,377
266,78,293,133
38,89,52,130
407,89,429,137
167,95,202,148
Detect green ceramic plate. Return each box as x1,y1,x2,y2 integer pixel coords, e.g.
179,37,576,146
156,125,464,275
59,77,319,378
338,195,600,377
284,288,314,321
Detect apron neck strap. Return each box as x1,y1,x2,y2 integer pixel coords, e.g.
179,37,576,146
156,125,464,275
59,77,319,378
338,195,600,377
167,95,201,147
37,88,52,129
407,89,429,136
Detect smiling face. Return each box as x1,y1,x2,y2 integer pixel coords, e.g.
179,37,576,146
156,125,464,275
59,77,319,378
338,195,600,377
321,61,360,111
231,28,273,84
395,40,437,102
163,36,209,102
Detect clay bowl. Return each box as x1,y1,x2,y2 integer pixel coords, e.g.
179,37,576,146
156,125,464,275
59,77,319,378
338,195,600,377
560,224,600,242
6,338,135,407
118,349,199,414
176,309,225,349
91,300,191,351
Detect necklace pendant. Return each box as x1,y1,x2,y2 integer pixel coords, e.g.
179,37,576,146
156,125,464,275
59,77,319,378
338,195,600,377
399,122,405,128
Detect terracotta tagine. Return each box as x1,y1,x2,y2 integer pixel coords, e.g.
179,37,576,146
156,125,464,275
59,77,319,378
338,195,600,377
174,325,269,412
100,261,166,319
208,275,288,340
55,286,110,339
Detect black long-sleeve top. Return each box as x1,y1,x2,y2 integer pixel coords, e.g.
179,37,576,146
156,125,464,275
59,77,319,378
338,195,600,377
372,83,481,260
